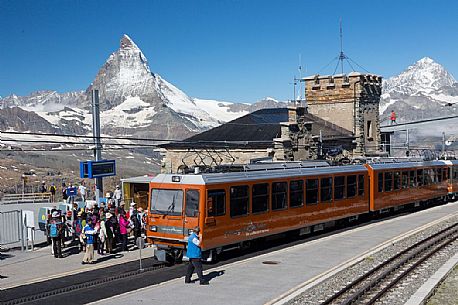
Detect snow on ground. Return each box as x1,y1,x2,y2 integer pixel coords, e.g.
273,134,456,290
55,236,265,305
427,93,458,105
100,96,156,128
193,98,249,123
380,98,398,114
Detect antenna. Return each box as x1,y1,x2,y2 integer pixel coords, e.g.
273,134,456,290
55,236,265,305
338,18,346,75
298,54,302,100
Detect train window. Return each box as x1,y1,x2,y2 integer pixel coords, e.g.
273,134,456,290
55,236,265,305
433,169,439,183
334,176,345,200
230,185,249,217
423,169,431,185
207,190,225,217
378,172,383,192
252,183,269,213
290,180,304,208
272,182,288,210
426,169,433,185
409,171,416,187
454,167,458,180
306,179,318,205
150,189,183,216
439,169,445,182
384,172,393,192
443,168,449,180
417,169,424,187
394,172,401,190
402,171,409,189
320,177,333,202
185,190,200,217
347,175,357,198
358,175,365,196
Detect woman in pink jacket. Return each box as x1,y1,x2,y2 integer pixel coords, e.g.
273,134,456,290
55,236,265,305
119,212,129,251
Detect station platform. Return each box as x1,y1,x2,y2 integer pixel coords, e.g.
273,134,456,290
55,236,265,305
90,201,458,305
2,201,458,305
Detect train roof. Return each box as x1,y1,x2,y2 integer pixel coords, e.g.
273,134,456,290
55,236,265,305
367,160,447,170
151,165,367,186
439,160,458,166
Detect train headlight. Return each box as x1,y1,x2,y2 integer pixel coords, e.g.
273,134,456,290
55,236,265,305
150,225,158,232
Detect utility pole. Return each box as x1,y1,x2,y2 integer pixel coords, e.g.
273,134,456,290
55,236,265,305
442,131,446,158
92,90,103,204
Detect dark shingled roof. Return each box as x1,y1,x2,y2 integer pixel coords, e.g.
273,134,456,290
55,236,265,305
162,108,353,149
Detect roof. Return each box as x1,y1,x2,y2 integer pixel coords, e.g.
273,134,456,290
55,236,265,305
151,164,367,185
367,161,446,170
162,108,353,149
121,175,156,184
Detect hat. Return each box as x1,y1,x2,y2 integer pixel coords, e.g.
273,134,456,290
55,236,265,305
116,185,120,189
130,202,137,207
138,207,143,212
106,212,113,219
120,201,125,206
77,211,83,217
51,211,60,218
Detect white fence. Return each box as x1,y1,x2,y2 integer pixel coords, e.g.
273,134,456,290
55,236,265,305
0,210,35,251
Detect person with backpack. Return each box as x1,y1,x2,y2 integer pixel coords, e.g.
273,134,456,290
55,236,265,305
48,211,63,258
62,183,68,202
130,207,142,245
82,218,97,264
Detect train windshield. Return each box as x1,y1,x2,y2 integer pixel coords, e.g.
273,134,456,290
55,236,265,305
150,189,183,216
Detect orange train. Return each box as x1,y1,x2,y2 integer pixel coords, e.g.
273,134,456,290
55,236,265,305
146,160,452,262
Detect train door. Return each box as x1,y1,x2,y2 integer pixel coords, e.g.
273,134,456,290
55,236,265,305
183,189,200,238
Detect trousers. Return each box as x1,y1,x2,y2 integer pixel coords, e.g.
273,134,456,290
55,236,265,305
185,258,204,283
52,237,62,258
83,244,94,262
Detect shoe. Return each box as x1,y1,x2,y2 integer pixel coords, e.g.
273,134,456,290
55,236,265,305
185,281,192,284
81,261,87,265
199,281,209,285
58,256,63,258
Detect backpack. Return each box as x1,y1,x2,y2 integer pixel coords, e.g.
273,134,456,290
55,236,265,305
49,223,59,237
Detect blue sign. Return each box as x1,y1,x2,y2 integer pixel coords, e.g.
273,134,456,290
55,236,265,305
80,160,116,179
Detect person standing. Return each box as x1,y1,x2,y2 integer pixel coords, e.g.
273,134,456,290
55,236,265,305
48,211,63,258
119,212,129,252
78,182,87,203
113,185,122,207
49,183,56,203
390,110,397,125
62,183,68,203
104,213,115,254
185,227,208,285
82,218,97,264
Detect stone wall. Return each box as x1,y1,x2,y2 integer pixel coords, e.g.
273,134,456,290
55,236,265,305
304,72,382,156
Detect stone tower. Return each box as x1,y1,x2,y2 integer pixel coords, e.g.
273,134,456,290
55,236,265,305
303,72,383,156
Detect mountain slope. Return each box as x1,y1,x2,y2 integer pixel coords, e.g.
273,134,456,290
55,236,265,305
380,57,458,123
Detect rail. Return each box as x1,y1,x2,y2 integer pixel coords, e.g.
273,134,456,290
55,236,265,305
321,223,458,305
0,192,51,205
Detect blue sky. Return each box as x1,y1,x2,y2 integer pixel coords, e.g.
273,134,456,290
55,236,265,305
1,0,457,102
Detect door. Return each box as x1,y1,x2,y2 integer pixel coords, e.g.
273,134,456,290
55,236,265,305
183,189,200,238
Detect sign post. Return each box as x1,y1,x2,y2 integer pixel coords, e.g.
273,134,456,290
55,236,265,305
137,236,145,272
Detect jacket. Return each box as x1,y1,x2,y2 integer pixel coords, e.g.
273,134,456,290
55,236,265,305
83,224,97,244
119,215,129,235
187,232,202,259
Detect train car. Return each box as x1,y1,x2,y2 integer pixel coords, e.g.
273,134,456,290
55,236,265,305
365,161,448,212
147,163,369,262
441,160,458,199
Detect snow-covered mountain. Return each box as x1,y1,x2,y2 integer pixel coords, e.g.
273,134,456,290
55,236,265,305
380,57,458,123
0,34,284,139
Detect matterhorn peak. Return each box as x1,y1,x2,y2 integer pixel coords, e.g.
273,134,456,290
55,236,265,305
120,34,139,50
416,57,434,65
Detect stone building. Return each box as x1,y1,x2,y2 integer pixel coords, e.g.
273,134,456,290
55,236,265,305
303,72,383,156
160,105,354,174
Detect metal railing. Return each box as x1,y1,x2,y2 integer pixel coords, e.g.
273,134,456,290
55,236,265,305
0,192,51,205
0,210,25,250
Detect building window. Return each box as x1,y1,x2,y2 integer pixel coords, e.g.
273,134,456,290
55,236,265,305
320,177,333,202
290,180,304,207
358,174,365,196
230,185,249,217
252,183,269,213
334,176,345,200
306,179,319,205
347,175,357,198
272,182,288,210
207,190,225,217
366,120,373,139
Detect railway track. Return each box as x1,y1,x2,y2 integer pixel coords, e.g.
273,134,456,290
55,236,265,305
320,223,458,305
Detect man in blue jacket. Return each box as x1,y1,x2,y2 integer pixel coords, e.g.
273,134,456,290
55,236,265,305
185,226,208,285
